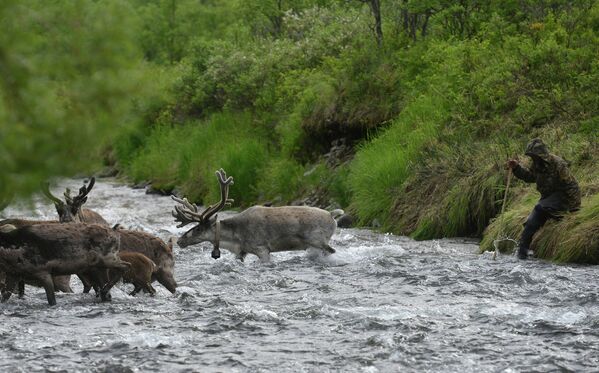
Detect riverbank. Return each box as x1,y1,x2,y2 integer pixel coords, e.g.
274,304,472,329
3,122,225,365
111,2,599,264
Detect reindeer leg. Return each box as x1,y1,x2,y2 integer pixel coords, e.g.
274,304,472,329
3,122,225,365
147,283,156,296
236,251,247,262
88,269,112,301
85,270,105,298
100,274,121,302
39,274,56,306
1,275,16,302
18,280,25,298
2,274,18,302
321,244,336,255
78,273,93,294
1,288,11,302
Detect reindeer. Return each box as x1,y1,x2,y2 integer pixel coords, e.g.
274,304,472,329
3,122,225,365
172,169,338,263
41,178,114,294
42,177,109,225
106,252,158,296
0,223,130,305
45,179,177,295
0,177,104,296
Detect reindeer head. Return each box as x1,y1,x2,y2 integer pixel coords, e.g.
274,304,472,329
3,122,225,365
172,169,234,259
42,178,96,223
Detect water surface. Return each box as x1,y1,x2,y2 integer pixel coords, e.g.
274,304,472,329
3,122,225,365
1,179,597,372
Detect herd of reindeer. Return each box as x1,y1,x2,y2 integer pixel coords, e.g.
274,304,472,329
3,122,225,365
0,169,341,306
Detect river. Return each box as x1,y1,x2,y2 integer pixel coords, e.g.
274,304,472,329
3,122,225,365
0,178,597,372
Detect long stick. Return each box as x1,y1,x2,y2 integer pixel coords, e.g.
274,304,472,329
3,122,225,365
493,168,513,260
500,168,513,223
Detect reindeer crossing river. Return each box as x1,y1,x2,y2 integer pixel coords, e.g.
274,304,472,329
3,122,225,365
172,169,339,262
0,169,339,305
1,178,177,305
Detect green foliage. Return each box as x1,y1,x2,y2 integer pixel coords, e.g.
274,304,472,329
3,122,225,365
255,158,305,202
328,163,352,208
349,94,447,227
0,0,147,203
123,111,269,205
132,0,240,64
7,0,596,263
173,4,368,119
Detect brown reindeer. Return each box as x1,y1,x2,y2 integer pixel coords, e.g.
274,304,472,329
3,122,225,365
45,179,177,294
0,223,129,305
106,252,157,296
4,179,178,296
1,179,111,297
44,178,112,294
41,178,109,225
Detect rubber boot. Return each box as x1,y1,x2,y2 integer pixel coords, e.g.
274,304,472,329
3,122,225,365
517,245,528,260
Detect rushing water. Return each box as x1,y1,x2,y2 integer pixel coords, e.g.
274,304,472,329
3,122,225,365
0,178,598,372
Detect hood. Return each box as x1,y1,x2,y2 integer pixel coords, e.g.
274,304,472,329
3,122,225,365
524,138,550,160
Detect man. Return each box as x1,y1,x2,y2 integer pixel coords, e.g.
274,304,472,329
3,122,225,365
507,138,581,259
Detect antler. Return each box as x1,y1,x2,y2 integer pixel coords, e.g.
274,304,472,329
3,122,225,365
171,196,205,227
199,169,234,221
41,182,64,206
64,177,96,208
171,169,234,227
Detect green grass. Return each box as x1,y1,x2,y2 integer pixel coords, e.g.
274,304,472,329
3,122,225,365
348,94,448,228
536,193,599,263
122,111,270,205
254,158,306,203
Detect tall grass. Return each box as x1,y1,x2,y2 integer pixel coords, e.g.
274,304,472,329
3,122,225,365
123,111,269,205
255,158,305,203
480,193,599,264
348,94,448,227
534,194,599,263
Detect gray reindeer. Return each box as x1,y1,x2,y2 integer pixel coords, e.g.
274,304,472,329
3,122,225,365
172,169,338,263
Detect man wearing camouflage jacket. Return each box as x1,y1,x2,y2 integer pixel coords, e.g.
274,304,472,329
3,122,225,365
507,138,581,259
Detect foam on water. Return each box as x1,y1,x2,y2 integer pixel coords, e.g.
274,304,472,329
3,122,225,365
1,178,599,372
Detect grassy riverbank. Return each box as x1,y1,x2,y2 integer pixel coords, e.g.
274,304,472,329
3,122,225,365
111,1,599,263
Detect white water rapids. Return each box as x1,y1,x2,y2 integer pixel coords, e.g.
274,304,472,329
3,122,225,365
0,178,598,372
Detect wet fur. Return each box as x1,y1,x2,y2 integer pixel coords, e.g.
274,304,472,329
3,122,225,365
0,223,129,305
108,252,157,296
116,229,177,293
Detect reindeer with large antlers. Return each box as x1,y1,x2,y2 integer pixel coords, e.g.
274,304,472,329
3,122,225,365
42,177,109,225
173,169,339,262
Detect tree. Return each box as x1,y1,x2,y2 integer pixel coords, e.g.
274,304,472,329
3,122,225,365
360,0,383,45
0,0,146,204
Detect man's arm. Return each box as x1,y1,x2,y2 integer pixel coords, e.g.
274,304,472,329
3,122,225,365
507,160,536,183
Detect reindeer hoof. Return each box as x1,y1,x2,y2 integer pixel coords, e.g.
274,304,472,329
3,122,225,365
100,291,112,302
211,249,221,259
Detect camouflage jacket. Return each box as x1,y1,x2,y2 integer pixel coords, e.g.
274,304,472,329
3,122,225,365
513,139,581,212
